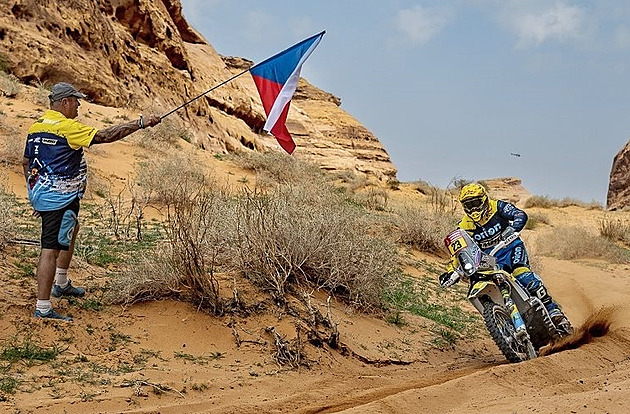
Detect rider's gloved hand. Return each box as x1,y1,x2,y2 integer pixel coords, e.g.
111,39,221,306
439,271,460,288
501,226,516,242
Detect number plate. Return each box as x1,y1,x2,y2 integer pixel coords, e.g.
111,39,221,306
445,230,468,255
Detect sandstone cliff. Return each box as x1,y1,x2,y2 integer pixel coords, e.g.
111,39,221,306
0,0,396,180
607,140,630,210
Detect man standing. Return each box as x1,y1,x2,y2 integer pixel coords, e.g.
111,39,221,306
22,82,161,321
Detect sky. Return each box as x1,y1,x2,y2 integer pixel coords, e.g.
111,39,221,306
179,0,630,203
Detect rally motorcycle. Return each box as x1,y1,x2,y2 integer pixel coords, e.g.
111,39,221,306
440,229,573,363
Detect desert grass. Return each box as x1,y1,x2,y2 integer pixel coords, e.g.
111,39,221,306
0,72,21,98
0,334,61,365
525,195,603,210
130,117,191,151
524,211,550,229
599,216,630,245
0,184,17,250
138,150,207,207
233,150,325,188
535,226,630,263
0,120,24,167
395,204,459,255
382,274,479,345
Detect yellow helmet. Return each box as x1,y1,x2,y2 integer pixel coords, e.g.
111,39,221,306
459,183,489,222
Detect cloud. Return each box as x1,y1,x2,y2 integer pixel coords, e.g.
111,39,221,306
504,2,587,47
395,5,451,45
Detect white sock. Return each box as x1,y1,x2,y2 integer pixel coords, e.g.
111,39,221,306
36,299,52,314
55,268,69,287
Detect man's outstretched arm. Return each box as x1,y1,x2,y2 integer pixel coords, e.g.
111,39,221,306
91,114,161,145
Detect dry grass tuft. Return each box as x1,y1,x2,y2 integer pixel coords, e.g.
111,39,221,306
599,217,630,245
395,205,459,255
535,226,629,263
105,245,180,305
525,195,603,210
233,151,324,186
130,117,191,151
525,211,550,229
0,72,21,98
139,150,208,207
0,184,16,250
0,120,24,166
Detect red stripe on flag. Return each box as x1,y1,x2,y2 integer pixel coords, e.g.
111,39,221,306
251,74,296,154
270,103,295,154
251,75,282,115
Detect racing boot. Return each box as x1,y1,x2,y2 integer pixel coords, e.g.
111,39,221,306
515,270,563,319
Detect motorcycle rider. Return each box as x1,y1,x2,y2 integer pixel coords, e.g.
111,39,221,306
439,182,568,325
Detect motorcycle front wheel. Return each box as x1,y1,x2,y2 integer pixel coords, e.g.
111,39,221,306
482,301,534,363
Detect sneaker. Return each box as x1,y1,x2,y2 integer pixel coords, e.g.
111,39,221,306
51,279,85,298
34,308,73,321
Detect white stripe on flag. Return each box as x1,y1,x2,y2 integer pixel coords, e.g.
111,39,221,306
263,35,323,133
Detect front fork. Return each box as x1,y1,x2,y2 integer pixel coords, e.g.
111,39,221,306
496,276,527,335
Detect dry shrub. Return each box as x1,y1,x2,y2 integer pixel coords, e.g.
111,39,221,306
32,82,50,107
525,211,550,229
163,187,234,314
412,180,433,195
599,217,630,245
535,226,630,263
107,185,234,313
360,187,388,211
0,185,16,250
0,121,24,166
234,150,323,186
396,205,459,254
97,180,153,241
138,150,207,206
0,72,21,97
105,245,180,305
234,184,396,310
130,117,190,151
525,195,603,210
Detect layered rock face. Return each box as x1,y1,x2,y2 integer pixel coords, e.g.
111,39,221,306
607,140,630,210
0,0,396,180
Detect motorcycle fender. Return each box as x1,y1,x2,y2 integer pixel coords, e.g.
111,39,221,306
468,281,504,314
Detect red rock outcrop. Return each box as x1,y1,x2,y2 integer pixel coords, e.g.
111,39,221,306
0,0,396,180
607,140,630,210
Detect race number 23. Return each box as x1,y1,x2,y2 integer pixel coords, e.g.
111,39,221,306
448,237,467,255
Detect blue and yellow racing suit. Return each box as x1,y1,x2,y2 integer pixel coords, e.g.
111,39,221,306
458,199,560,314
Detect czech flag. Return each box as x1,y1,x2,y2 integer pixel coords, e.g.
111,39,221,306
250,31,325,154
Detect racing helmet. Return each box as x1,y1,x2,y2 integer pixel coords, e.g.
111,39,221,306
459,183,490,222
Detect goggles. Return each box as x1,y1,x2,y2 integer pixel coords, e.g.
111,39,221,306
462,196,486,211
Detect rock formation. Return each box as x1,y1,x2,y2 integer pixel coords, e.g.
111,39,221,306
607,140,630,210
0,0,396,180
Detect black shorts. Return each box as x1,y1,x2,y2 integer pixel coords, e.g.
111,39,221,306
39,198,80,250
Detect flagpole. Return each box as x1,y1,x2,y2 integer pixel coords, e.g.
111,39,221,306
160,67,251,119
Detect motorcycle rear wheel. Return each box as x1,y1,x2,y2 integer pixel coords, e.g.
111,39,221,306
482,301,533,363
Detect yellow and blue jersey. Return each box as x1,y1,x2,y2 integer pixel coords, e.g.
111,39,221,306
24,110,98,211
458,199,528,250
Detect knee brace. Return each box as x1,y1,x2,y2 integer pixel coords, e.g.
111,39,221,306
514,270,549,301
